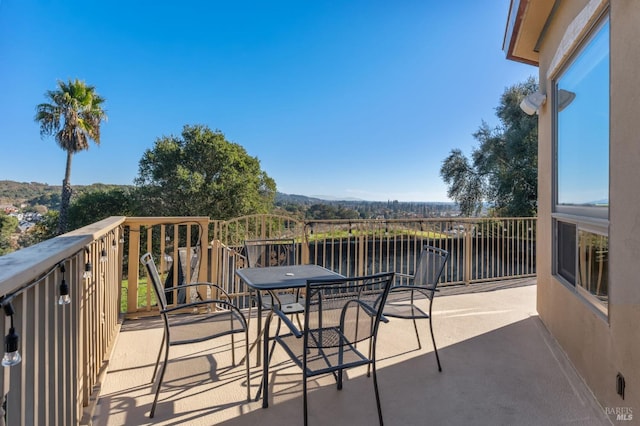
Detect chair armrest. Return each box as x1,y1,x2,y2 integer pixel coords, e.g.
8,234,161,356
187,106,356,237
379,314,390,323
395,272,414,279
390,284,439,293
342,299,378,319
273,308,303,338
167,281,233,300
161,298,243,317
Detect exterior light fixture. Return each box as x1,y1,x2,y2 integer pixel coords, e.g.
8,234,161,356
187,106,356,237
2,302,21,367
58,264,71,305
83,262,92,279
520,92,546,115
83,247,92,279
100,248,108,263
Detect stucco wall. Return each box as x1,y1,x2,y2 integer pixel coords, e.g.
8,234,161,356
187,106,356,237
535,0,640,417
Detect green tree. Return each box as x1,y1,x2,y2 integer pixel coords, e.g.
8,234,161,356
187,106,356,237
440,77,538,216
0,213,18,255
68,187,139,230
35,79,107,234
135,125,276,219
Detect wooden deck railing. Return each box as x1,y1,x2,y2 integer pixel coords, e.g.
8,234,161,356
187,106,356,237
0,217,124,425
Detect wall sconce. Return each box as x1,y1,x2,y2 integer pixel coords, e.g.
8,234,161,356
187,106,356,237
520,92,546,115
2,301,21,367
58,263,71,305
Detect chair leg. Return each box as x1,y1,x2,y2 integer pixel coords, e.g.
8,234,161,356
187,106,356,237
151,333,166,383
412,317,422,350
150,342,170,418
245,329,251,401
303,373,308,426
429,316,442,372
371,360,384,426
231,333,236,366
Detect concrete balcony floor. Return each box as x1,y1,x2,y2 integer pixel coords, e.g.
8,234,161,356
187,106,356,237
92,279,611,425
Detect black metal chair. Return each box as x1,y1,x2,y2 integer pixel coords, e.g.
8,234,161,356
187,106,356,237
273,272,395,426
382,245,449,371
141,253,250,418
244,238,305,311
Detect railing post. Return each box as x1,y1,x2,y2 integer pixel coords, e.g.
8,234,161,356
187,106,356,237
464,222,473,285
127,225,140,313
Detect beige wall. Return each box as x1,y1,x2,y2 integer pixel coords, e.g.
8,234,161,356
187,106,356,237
535,0,640,415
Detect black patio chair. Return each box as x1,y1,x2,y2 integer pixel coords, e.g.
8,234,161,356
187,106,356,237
382,245,449,371
273,272,395,426
141,253,250,418
244,238,306,319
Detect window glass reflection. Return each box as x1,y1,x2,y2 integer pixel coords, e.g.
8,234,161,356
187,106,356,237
556,20,609,207
578,230,608,305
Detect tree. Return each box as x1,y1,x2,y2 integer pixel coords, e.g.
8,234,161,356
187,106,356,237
35,79,107,234
135,125,276,219
0,213,18,255
68,187,139,230
440,77,538,217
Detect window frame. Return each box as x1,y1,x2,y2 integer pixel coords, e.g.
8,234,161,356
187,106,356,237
551,12,610,317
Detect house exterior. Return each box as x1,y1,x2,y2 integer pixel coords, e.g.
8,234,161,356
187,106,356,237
504,0,639,417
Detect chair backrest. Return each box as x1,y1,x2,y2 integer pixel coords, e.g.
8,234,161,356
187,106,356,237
244,238,296,267
303,272,395,348
141,253,168,310
412,245,449,290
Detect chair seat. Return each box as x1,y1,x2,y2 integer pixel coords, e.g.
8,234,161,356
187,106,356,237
276,330,371,376
383,302,429,319
167,310,247,345
260,293,305,314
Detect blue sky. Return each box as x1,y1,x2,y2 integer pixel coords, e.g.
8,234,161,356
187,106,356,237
0,0,534,202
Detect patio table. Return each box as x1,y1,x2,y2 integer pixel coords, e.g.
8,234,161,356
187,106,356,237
236,264,344,408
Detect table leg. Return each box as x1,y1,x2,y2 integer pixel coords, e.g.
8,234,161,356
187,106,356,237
256,292,262,367
262,309,272,408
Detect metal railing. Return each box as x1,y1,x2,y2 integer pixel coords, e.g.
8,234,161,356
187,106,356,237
123,215,536,313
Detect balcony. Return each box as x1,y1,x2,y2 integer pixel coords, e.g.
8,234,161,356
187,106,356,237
0,215,610,424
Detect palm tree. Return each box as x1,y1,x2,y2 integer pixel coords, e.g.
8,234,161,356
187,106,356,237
35,79,107,234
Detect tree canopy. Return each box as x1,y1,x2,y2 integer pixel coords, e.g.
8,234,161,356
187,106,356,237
135,125,276,219
440,77,538,217
0,213,18,255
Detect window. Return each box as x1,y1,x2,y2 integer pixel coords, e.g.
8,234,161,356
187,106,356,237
556,18,609,215
553,16,609,312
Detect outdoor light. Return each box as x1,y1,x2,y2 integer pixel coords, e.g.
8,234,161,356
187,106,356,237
520,92,546,115
58,264,71,305
2,302,21,367
83,261,92,279
83,247,93,279
100,248,108,263
112,238,117,251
